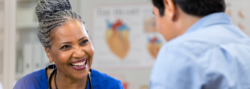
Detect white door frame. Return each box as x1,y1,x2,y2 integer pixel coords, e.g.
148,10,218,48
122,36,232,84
3,0,16,88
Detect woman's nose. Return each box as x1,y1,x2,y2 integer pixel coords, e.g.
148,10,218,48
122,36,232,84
72,46,85,58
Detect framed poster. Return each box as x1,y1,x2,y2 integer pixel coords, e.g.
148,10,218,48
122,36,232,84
91,3,166,69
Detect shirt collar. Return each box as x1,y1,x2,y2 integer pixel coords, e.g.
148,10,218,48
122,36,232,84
185,12,233,33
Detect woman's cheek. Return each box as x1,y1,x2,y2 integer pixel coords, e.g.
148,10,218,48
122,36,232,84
57,51,72,63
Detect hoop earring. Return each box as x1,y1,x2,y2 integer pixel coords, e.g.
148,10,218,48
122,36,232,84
48,61,56,69
48,61,54,66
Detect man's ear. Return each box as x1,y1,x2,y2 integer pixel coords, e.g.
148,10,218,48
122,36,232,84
163,0,177,21
45,47,53,63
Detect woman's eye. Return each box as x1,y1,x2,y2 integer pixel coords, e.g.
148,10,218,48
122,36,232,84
80,40,89,46
60,45,71,50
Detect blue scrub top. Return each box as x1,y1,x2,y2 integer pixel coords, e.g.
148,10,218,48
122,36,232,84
14,68,124,89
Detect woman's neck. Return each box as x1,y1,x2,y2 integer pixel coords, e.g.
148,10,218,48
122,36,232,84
48,69,87,89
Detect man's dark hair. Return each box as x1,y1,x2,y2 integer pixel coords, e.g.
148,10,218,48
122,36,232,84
152,0,226,17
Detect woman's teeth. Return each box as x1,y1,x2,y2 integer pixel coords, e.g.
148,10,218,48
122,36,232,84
72,61,86,66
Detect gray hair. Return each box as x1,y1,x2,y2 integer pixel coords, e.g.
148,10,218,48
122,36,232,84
36,0,84,48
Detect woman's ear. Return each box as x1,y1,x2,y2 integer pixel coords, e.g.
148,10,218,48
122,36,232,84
45,47,53,63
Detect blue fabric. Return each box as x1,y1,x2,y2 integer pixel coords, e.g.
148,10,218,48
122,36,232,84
150,13,250,89
14,68,124,89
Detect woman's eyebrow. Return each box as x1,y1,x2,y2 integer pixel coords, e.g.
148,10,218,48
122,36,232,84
58,36,87,47
78,36,86,41
59,42,72,47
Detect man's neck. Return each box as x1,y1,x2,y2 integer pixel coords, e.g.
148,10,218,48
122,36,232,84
176,14,202,35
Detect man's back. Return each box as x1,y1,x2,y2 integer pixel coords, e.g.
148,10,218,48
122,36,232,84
150,13,250,89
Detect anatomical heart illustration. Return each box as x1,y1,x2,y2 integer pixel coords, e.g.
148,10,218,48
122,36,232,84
147,37,162,59
105,19,130,59
144,17,157,32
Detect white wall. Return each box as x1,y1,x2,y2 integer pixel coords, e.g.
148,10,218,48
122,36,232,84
0,5,3,76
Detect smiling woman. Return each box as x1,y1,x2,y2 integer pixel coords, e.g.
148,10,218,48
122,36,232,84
13,0,124,89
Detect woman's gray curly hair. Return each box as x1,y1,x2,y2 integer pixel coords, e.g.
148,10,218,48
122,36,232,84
36,0,84,48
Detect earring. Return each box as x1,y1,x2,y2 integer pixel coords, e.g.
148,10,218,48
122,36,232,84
48,61,54,66
48,61,56,69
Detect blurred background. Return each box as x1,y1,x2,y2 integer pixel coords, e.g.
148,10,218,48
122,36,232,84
0,0,249,89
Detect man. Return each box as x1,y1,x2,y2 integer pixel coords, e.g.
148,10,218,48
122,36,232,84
150,0,250,89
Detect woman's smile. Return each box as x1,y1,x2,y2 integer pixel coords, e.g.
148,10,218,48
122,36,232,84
70,58,88,70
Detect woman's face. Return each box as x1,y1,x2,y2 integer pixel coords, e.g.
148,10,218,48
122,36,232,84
45,20,94,80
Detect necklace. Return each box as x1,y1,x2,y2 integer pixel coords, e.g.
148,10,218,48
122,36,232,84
51,69,92,89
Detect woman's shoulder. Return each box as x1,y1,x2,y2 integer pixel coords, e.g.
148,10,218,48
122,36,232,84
91,69,124,89
91,69,121,83
13,68,48,89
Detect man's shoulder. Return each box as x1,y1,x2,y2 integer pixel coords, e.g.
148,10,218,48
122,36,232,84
161,37,212,57
180,24,249,45
162,24,250,55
